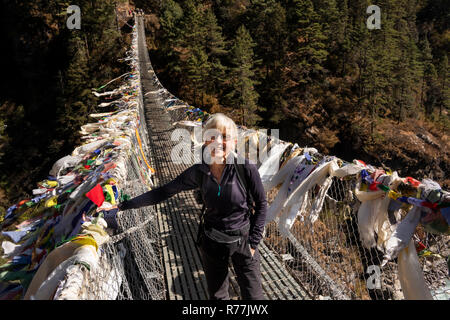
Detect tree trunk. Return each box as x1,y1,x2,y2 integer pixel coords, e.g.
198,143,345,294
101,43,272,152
84,34,90,62
193,86,197,106
420,75,425,111
398,85,404,124
440,75,446,116
59,70,65,95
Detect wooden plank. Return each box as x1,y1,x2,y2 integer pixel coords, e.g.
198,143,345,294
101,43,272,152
259,268,277,300
145,105,186,300
260,258,287,300
156,209,171,300
260,246,298,299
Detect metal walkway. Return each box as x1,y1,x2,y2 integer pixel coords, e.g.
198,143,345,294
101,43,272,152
136,16,309,300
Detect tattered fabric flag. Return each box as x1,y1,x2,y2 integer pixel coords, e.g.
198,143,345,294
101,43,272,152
356,159,367,166
405,177,421,188
104,184,116,205
44,196,58,208
369,182,380,191
71,234,98,251
5,205,17,219
85,184,105,207
415,241,426,253
1,230,29,243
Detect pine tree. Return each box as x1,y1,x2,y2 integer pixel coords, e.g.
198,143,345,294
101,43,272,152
160,0,183,41
202,8,227,97
315,0,340,55
289,0,328,102
385,0,421,123
226,25,261,127
186,47,210,106
159,0,184,78
437,54,449,116
420,36,439,116
245,0,288,125
177,1,210,105
178,0,206,51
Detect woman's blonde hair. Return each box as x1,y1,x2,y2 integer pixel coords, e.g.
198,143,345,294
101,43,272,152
203,113,238,141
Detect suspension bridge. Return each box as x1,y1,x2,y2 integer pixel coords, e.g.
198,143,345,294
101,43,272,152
0,12,448,300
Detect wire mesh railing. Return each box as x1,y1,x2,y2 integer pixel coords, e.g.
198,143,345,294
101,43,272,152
0,13,166,300
59,14,166,300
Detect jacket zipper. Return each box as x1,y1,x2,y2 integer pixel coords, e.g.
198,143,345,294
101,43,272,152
212,176,221,196
211,167,226,197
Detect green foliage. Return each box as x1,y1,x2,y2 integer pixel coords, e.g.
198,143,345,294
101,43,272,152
225,25,262,127
2,0,449,208
149,0,448,144
0,0,128,209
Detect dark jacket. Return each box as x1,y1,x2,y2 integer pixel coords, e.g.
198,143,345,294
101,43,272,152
118,153,267,249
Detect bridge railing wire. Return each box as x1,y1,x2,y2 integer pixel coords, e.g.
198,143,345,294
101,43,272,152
0,14,166,300
77,14,166,300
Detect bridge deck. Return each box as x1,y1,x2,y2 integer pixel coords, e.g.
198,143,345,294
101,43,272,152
137,16,309,300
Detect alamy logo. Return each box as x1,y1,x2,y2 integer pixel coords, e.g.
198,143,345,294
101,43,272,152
366,265,381,289
367,5,381,30
170,127,280,168
67,5,81,30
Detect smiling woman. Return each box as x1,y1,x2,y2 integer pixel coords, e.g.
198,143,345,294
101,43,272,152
202,113,238,165
112,112,268,300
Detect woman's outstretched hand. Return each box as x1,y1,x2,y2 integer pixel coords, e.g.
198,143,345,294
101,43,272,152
96,205,118,213
96,205,120,229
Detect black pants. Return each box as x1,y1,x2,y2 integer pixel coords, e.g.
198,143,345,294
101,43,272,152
198,231,266,300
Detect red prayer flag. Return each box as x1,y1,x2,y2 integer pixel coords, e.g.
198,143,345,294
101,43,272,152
415,241,426,253
85,183,105,207
18,199,30,207
421,201,438,210
356,160,367,166
369,182,380,191
405,177,421,188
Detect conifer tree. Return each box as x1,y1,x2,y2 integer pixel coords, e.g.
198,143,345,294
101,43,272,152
202,8,227,96
245,0,288,125
159,0,184,78
290,0,328,102
186,47,210,106
437,54,449,116
226,25,261,126
420,36,439,116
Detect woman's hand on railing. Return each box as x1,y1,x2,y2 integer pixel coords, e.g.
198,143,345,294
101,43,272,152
96,205,118,213
96,205,120,229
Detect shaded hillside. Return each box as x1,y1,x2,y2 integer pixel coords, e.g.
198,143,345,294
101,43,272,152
0,0,134,213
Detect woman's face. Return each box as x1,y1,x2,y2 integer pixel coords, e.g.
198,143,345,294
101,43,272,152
204,127,236,164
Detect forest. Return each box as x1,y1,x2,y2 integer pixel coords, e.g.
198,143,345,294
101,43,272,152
0,0,130,214
141,0,449,186
0,0,448,215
